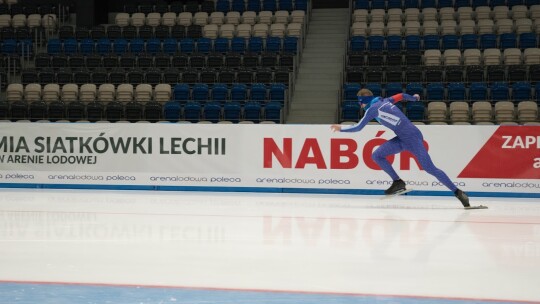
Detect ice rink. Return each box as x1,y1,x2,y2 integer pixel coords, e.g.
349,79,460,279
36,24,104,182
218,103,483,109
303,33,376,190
0,188,539,304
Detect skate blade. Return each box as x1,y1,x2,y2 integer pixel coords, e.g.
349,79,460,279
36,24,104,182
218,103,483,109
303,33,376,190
380,188,413,200
464,205,488,210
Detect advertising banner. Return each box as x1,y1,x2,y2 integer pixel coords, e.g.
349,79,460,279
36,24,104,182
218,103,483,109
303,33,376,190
0,123,539,197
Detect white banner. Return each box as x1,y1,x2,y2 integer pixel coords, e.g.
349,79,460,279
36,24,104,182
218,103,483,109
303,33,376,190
0,123,539,196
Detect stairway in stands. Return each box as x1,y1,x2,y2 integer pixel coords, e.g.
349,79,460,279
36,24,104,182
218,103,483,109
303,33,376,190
286,8,349,124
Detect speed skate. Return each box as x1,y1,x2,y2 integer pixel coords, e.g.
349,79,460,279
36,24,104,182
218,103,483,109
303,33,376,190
465,205,489,210
380,188,414,200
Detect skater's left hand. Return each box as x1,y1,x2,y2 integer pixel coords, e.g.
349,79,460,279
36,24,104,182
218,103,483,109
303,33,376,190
413,94,420,101
330,125,342,132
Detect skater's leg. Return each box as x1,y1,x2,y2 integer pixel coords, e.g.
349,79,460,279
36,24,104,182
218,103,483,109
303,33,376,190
372,137,404,181
404,138,458,192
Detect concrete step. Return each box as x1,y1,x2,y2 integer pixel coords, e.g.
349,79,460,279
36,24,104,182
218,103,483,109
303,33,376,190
293,90,339,100
301,56,343,63
294,79,341,88
297,73,341,80
286,113,337,124
297,61,344,69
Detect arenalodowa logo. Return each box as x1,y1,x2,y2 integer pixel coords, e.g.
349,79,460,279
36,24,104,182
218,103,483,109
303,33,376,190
459,126,540,179
262,131,428,170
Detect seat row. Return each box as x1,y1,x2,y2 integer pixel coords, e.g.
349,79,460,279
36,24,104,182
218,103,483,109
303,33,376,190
35,53,294,71
351,33,539,52
347,48,540,66
346,64,540,83
6,82,288,104
0,99,284,124
123,0,307,14
115,10,305,27
351,19,540,37
353,0,540,10
21,67,292,86
341,99,538,125
45,37,299,56
0,13,56,29
59,23,304,42
352,5,540,23
343,81,540,102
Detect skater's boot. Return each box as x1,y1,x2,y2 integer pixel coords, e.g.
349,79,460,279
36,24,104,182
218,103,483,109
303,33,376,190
454,189,470,207
385,179,406,195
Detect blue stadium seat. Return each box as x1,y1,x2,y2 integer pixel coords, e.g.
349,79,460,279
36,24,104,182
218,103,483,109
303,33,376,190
129,38,144,54
438,0,453,7
365,83,382,97
262,0,277,11
454,0,470,7
536,83,540,102
216,0,231,12
519,33,537,49
250,83,267,101
96,38,111,55
264,101,282,123
442,35,459,50
406,102,425,121
448,83,466,101
223,101,242,122
350,36,366,52
231,84,248,102
214,38,230,53
163,101,182,122
422,0,437,8
472,0,488,7
387,35,402,51
184,101,202,123
180,38,195,53
426,82,445,101
269,83,286,104
368,36,384,51
113,38,128,55
489,0,506,8
354,0,369,9
500,33,517,50
232,37,247,53
507,0,523,6
248,0,261,11
63,38,78,55
212,83,229,104
79,38,94,55
491,82,509,101
266,36,282,53
203,101,222,123
387,0,402,8
371,1,385,9
404,0,419,8
405,35,421,50
283,37,298,54
248,37,264,53
294,0,308,10
173,84,190,104
385,82,403,97
197,37,212,53
279,0,294,11
423,35,440,50
512,82,532,102
163,38,178,54
406,83,423,97
480,34,497,50
469,82,487,100
232,0,246,12
344,83,361,102
461,34,478,49
243,101,262,122
341,102,361,121
193,83,210,102
146,38,161,55
47,38,62,55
